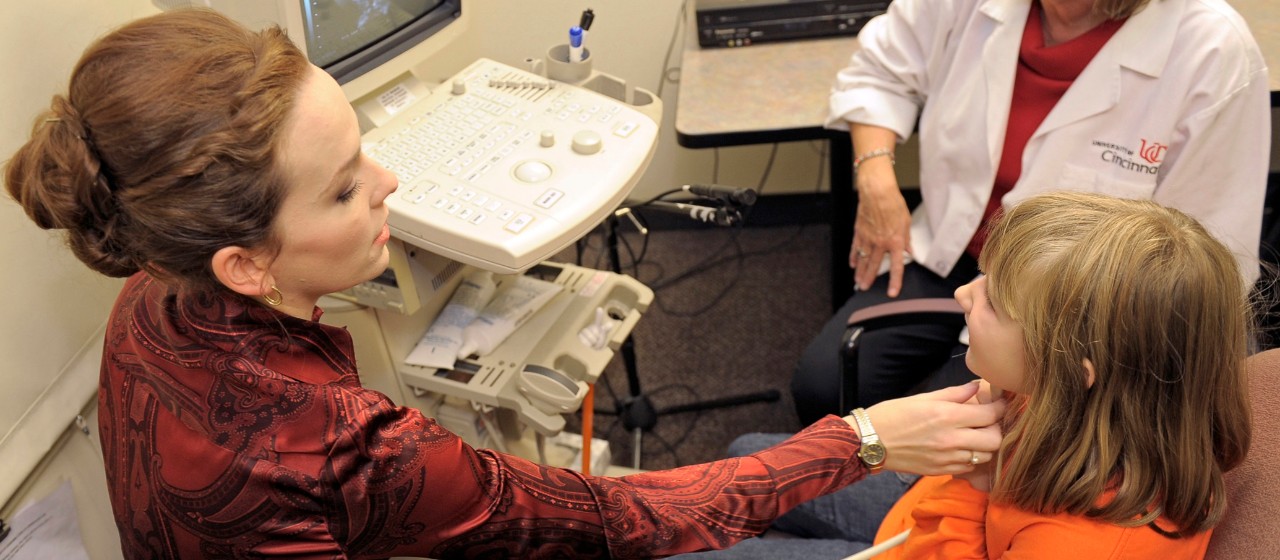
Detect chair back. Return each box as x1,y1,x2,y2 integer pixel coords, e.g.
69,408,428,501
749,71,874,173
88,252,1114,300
1205,348,1280,558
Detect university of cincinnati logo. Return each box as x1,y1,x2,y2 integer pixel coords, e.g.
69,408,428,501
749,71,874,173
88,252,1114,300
1091,138,1164,175
1138,139,1168,164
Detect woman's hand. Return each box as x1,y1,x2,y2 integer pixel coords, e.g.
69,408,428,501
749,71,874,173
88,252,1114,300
953,457,994,492
851,154,912,297
951,380,1002,491
858,382,1005,476
848,124,912,296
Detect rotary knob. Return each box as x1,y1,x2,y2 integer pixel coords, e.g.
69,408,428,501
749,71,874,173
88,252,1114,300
571,130,603,155
450,80,466,95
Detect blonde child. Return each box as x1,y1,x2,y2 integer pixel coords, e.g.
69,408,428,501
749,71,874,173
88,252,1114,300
875,190,1253,558
683,191,1252,559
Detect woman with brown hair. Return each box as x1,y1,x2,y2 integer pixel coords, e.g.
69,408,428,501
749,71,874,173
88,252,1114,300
6,9,1006,558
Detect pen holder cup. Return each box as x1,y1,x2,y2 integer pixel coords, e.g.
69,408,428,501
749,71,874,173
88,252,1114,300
545,44,592,84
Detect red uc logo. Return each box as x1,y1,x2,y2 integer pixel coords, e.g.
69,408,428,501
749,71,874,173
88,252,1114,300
1139,139,1167,164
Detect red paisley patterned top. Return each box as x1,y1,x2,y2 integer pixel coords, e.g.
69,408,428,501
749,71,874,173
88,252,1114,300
99,273,867,559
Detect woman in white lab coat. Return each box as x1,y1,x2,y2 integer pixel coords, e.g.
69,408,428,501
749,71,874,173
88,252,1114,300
790,0,1271,424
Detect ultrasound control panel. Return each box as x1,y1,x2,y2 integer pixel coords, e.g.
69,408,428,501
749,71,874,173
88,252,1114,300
363,58,661,274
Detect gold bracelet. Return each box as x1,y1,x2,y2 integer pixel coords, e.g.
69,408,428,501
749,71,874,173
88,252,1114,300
853,148,895,171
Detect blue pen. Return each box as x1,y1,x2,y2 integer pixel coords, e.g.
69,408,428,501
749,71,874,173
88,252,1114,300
569,25,584,63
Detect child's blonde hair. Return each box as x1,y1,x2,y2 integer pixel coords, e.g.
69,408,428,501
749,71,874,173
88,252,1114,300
980,191,1252,536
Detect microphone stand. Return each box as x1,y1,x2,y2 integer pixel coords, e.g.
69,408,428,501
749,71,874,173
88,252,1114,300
595,197,781,469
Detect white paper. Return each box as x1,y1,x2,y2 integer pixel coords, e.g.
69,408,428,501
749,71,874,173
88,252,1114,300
0,481,90,560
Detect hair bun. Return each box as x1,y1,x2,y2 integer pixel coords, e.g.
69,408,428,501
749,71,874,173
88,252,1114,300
5,96,138,277
68,220,140,278
49,96,88,137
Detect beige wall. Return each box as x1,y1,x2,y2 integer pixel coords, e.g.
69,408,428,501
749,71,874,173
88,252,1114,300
0,0,156,507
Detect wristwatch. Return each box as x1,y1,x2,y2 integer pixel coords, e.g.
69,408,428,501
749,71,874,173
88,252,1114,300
851,408,887,473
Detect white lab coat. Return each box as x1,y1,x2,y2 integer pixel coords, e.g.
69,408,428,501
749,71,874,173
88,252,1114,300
828,0,1270,283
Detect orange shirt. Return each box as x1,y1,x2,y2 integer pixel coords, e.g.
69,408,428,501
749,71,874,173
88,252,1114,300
873,476,1211,560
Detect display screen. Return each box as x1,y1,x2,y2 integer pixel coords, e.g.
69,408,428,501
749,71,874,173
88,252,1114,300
303,0,445,68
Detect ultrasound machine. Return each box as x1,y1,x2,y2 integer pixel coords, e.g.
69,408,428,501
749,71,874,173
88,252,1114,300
187,0,663,465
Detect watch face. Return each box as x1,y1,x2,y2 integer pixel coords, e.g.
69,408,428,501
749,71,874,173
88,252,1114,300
861,442,887,465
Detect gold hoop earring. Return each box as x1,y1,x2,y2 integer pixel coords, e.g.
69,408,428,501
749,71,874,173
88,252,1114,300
263,285,283,306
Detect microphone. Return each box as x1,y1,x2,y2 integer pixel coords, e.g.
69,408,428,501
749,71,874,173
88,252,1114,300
682,184,758,206
644,201,741,226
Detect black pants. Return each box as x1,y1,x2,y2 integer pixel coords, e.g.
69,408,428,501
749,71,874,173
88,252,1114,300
790,256,981,425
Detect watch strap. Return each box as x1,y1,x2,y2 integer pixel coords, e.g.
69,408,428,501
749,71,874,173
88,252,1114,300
851,408,877,439
851,407,886,472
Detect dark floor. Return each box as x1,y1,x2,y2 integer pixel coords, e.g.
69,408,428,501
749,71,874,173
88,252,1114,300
548,211,833,471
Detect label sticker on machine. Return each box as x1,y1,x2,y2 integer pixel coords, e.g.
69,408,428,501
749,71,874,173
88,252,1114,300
579,271,609,297
378,84,417,116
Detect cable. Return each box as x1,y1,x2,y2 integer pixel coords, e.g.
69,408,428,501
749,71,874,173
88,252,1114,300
581,140,809,319
618,227,642,277
814,140,829,194
643,383,705,467
643,138,828,301
651,228,807,292
755,143,779,191
712,148,721,183
586,345,705,468
641,143,779,301
655,0,688,99
651,231,748,317
626,187,686,209
613,214,652,272
644,224,743,289
736,143,779,224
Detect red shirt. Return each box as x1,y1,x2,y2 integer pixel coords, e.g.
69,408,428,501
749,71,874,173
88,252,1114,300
99,273,868,558
965,1,1125,258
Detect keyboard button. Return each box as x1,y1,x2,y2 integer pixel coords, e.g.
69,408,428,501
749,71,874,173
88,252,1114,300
505,213,534,233
535,189,564,208
613,121,638,138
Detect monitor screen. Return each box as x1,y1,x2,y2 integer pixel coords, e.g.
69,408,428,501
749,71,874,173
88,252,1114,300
198,0,464,87
302,0,459,83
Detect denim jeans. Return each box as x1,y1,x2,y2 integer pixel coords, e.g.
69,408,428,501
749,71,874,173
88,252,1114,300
671,433,918,560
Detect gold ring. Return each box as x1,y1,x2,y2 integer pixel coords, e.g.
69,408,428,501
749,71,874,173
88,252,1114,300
970,450,980,466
